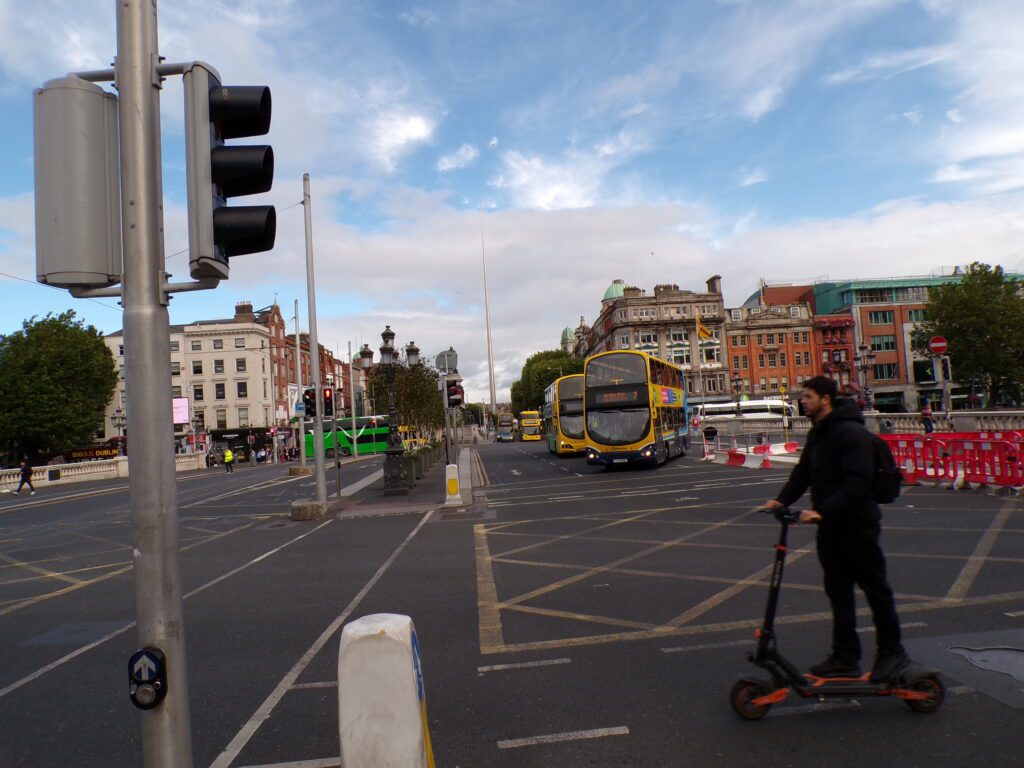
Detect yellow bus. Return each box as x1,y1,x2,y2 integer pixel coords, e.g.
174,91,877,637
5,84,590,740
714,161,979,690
519,410,543,441
543,374,585,455
583,350,688,467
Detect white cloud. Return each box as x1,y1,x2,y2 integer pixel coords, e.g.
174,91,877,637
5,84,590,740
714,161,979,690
437,144,479,172
739,167,768,187
824,46,950,84
902,107,923,125
398,8,438,28
371,113,437,172
946,108,962,123
488,137,499,149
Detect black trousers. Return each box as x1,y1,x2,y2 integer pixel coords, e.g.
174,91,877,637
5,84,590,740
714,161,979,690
817,525,903,661
17,477,34,492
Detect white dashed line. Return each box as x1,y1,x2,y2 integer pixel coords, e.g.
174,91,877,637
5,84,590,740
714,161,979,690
478,658,571,673
497,726,629,749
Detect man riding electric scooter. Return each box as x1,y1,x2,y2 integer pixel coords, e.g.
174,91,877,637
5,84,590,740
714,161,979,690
764,376,908,683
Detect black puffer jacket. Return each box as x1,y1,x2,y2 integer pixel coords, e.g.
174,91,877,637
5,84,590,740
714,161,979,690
775,398,880,530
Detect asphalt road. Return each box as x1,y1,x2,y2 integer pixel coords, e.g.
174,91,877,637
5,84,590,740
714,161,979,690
1,444,1023,767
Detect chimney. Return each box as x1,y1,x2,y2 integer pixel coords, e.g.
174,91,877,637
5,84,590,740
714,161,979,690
234,301,255,322
706,275,722,294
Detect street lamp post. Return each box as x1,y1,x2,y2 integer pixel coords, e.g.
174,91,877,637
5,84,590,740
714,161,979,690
363,326,411,494
854,344,876,410
731,372,743,418
191,414,203,461
111,407,127,455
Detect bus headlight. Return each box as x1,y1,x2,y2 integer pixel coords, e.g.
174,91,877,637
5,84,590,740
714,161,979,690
641,444,655,458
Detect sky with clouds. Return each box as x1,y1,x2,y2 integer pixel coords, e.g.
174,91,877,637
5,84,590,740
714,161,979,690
3,0,1024,402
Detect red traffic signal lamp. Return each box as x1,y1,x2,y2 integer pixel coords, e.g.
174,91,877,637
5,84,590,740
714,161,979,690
323,387,334,417
446,384,464,408
184,62,275,280
302,387,316,418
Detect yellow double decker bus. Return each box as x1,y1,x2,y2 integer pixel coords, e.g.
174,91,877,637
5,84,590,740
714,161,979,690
543,374,585,455
584,350,688,467
518,410,543,441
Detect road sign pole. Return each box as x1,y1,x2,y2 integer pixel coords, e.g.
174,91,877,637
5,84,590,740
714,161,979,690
302,173,327,507
116,1,194,765
295,299,306,468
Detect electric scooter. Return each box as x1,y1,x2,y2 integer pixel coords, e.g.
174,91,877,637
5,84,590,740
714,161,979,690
730,506,945,720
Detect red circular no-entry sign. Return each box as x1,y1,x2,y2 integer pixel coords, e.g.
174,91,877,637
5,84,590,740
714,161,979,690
929,335,948,355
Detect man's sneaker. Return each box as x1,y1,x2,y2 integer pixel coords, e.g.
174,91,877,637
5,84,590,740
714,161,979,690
808,655,862,678
30,491,36,496
12,491,18,495
870,652,909,683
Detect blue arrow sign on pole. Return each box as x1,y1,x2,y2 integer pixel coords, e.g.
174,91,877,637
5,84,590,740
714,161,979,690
129,648,162,683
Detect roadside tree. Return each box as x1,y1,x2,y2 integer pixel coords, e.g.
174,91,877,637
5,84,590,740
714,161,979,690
510,350,583,415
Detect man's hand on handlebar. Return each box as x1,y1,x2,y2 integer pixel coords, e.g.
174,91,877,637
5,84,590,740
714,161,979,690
763,499,783,510
799,510,822,525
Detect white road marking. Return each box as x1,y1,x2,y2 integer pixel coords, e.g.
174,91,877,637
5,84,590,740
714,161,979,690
550,495,585,501
856,621,927,633
1005,609,1024,617
771,700,861,717
949,685,975,695
497,726,630,749
290,681,337,690
478,658,571,673
211,511,435,768
661,639,751,654
237,760,340,768
0,519,334,701
337,468,383,497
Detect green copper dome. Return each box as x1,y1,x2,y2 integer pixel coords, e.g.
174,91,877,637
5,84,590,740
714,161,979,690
561,326,574,343
603,279,626,301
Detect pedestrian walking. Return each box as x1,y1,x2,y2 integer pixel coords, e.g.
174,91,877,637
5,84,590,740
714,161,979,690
920,404,934,434
223,447,234,473
764,376,908,683
14,459,36,495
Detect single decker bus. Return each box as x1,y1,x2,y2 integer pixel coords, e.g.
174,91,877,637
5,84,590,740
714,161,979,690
519,410,543,441
543,374,585,455
584,350,688,467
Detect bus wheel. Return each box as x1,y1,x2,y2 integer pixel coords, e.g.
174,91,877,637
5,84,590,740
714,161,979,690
341,448,351,457
325,448,335,459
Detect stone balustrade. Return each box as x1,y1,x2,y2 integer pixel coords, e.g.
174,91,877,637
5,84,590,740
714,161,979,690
1,452,208,492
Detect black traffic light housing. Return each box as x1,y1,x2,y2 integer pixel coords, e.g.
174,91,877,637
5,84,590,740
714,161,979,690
323,387,334,417
447,384,464,409
302,387,317,418
184,62,276,280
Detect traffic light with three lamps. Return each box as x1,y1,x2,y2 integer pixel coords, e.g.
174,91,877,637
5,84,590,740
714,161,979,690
322,387,334,417
184,62,276,280
302,387,316,418
446,384,464,409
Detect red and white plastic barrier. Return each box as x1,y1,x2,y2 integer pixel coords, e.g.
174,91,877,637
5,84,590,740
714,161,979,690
881,433,1024,494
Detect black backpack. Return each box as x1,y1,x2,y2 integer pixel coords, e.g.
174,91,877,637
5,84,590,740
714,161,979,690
871,435,903,504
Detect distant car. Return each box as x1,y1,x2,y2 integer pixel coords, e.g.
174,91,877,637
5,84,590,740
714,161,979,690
496,428,514,442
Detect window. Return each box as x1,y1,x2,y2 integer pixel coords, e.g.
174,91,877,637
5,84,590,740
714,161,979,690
191,340,201,351
619,333,630,348
780,352,786,367
755,334,762,346
638,331,657,345
234,337,245,349
670,330,687,343
872,363,899,380
238,408,249,428
870,334,896,352
781,377,789,388
758,353,765,367
235,357,246,372
779,332,786,344
822,350,830,363
237,381,248,398
731,309,742,321
171,361,180,376
789,306,800,318
868,310,894,324
214,359,224,374
703,346,719,363
766,333,775,345
216,409,227,430
701,305,716,316
194,411,205,429
770,377,778,389
672,349,691,365
858,288,890,303
171,385,181,397
767,354,777,367
170,341,179,352
213,339,224,350
192,360,202,375
617,309,627,320
894,286,929,302
742,355,749,369
907,309,928,323
194,385,204,401
705,376,719,392
733,355,740,370
215,383,225,400
759,377,767,391
801,332,809,343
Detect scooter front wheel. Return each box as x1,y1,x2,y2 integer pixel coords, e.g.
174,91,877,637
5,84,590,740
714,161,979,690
902,674,945,713
730,678,773,720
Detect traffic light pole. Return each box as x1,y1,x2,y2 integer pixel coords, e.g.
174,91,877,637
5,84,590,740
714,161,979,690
116,1,193,765
302,173,328,507
295,299,306,469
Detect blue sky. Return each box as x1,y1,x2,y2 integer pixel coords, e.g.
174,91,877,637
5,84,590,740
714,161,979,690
3,0,1024,400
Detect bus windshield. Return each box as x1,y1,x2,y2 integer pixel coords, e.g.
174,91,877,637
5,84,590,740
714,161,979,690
586,408,650,446
586,353,648,386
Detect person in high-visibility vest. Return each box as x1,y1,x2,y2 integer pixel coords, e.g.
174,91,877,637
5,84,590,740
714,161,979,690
223,448,234,473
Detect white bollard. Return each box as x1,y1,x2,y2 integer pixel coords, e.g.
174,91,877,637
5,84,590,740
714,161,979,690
443,463,461,506
338,613,436,768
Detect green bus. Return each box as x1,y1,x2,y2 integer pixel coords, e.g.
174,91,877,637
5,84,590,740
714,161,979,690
303,415,390,457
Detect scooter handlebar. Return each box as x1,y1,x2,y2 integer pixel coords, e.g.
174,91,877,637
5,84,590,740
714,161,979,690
758,506,802,525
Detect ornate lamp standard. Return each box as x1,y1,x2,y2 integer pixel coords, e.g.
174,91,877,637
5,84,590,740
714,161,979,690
110,407,127,455
731,371,743,418
362,326,412,493
854,343,876,410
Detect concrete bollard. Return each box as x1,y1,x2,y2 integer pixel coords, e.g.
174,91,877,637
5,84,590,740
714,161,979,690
338,614,436,768
443,464,461,506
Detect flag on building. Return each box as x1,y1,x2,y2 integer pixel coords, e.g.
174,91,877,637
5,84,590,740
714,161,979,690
695,314,714,342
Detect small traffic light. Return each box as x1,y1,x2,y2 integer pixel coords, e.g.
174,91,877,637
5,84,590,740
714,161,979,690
184,62,276,280
446,385,464,409
303,387,317,418
322,387,334,417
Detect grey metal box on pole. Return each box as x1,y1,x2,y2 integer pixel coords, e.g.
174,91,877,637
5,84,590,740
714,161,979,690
33,77,122,287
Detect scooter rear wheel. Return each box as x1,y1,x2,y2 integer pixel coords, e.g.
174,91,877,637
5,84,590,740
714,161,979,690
903,674,945,713
730,678,772,720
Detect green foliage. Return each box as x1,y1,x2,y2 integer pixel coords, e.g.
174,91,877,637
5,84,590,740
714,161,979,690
911,262,1024,404
0,311,118,460
366,357,445,435
463,402,483,425
509,350,584,416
